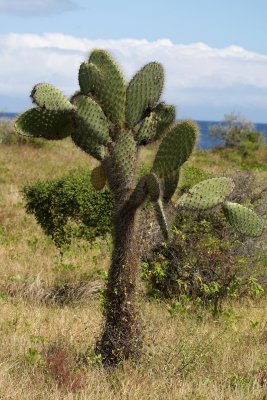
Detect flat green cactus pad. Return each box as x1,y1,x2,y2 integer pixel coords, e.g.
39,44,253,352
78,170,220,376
137,112,158,144
31,83,73,112
71,129,105,160
162,170,180,202
154,199,168,240
78,62,101,96
126,62,164,127
112,129,137,183
72,94,110,145
177,177,235,210
153,102,176,140
153,120,198,201
15,108,72,140
91,165,106,191
89,49,126,125
223,202,264,237
146,173,161,201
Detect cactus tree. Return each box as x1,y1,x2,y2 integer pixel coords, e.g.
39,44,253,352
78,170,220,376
15,49,264,365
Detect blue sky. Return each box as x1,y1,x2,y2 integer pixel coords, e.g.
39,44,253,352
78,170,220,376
1,0,267,122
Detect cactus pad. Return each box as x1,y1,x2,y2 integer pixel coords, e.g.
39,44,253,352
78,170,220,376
78,62,101,96
31,83,73,111
137,103,176,144
154,199,168,240
72,94,110,145
137,112,158,144
163,171,181,202
126,62,164,127
146,173,161,201
177,177,235,210
223,202,264,237
71,129,105,160
89,49,126,125
91,165,106,191
15,108,73,140
153,102,176,140
153,120,198,201
112,129,137,188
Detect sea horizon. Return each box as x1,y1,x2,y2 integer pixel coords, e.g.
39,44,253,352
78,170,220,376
1,112,267,150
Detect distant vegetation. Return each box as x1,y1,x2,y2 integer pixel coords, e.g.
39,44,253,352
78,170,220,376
209,113,267,170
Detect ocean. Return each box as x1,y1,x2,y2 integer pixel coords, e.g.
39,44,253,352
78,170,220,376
197,120,267,149
1,112,267,150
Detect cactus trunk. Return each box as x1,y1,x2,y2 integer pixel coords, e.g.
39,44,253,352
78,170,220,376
96,200,142,365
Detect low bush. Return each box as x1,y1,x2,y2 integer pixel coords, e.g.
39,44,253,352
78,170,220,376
177,164,213,193
142,170,266,314
209,113,267,170
142,211,263,314
208,112,264,148
22,168,114,249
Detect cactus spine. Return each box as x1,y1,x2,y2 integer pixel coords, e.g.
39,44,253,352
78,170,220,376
15,49,264,366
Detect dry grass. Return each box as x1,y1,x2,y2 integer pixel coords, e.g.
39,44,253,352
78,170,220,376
0,299,266,399
0,139,266,399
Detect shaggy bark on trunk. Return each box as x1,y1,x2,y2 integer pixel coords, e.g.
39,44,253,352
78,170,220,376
96,177,148,365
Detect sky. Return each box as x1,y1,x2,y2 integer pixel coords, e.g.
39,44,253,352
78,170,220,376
1,0,267,122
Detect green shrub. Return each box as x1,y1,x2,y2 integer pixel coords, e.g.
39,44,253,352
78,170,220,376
208,113,262,148
22,169,113,249
236,131,265,157
142,169,266,314
178,164,213,193
142,210,264,314
209,113,267,170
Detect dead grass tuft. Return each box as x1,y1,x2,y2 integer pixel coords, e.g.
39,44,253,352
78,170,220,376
3,277,104,306
46,346,85,391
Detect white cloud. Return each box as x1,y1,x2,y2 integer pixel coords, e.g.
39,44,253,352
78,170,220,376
0,0,80,16
1,33,267,120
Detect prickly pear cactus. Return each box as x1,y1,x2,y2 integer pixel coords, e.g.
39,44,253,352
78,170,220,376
31,83,73,111
91,165,106,191
223,202,264,237
15,108,73,140
152,120,198,201
126,62,164,127
15,48,264,366
177,177,235,210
